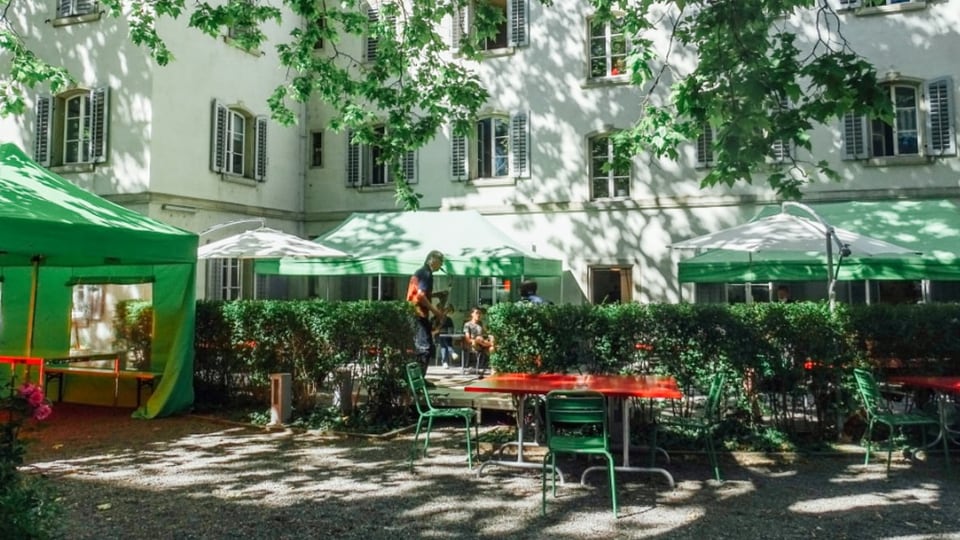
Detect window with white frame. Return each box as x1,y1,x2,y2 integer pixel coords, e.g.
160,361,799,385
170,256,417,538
365,2,399,62
589,133,630,199
34,87,109,168
207,258,242,300
768,98,793,163
838,0,923,9
695,123,714,168
310,131,323,168
210,99,268,181
842,77,956,160
588,16,628,79
345,126,417,187
451,112,530,181
56,0,97,18
450,0,528,53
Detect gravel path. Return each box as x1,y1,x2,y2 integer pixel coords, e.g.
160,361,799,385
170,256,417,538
18,404,960,539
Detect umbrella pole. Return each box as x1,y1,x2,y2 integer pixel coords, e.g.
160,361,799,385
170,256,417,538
26,256,40,357
826,232,836,312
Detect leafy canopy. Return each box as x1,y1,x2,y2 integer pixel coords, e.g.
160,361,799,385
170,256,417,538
0,0,889,207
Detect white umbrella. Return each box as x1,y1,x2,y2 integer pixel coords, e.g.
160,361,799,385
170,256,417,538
198,227,347,259
671,202,920,308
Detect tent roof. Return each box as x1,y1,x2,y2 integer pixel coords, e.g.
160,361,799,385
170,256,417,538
257,210,563,277
0,143,197,267
678,199,960,283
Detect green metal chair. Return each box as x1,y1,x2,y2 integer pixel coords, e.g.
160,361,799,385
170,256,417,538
853,368,946,473
404,362,479,469
541,390,618,518
651,371,726,482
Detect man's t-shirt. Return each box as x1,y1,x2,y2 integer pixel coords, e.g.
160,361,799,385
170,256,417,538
406,265,434,319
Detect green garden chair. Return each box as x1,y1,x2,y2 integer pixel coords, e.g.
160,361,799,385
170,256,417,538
853,368,946,473
651,371,726,482
541,390,618,518
405,362,479,469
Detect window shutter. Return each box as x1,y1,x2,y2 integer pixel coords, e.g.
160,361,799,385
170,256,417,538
450,5,468,53
206,259,224,300
696,124,713,167
769,99,792,163
346,129,361,187
57,0,72,17
254,115,268,181
403,150,417,184
508,0,528,47
76,0,95,15
34,95,53,166
837,0,861,8
90,86,109,163
451,133,467,181
842,112,869,160
365,7,379,62
510,111,530,178
925,76,956,157
210,100,227,173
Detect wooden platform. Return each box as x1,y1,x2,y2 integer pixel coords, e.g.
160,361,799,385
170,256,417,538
424,366,515,420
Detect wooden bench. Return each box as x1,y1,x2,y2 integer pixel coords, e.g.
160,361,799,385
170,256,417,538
43,352,161,407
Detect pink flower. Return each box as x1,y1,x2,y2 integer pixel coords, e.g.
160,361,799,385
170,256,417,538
33,403,53,421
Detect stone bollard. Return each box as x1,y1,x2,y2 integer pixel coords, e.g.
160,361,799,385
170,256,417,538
269,373,292,425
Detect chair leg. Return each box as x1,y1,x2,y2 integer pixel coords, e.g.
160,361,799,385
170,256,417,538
422,416,434,456
607,454,618,518
464,416,474,469
541,452,551,516
705,430,721,482
410,416,426,466
649,424,659,466
863,419,875,466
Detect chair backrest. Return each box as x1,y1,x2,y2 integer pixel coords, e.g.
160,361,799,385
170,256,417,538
704,371,727,422
853,368,890,418
544,390,608,446
405,362,433,415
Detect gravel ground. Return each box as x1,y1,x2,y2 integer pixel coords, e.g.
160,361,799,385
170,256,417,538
18,404,960,539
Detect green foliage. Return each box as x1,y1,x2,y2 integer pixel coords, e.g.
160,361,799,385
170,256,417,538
0,1,891,205
113,300,154,370
0,474,62,540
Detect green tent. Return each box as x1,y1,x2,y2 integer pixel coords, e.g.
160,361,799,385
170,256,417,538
0,143,197,418
678,199,960,283
257,210,563,277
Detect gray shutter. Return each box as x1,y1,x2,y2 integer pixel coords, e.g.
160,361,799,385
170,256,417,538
510,111,530,178
837,0,861,8
769,98,791,162
842,112,869,160
34,95,53,166
365,7,379,62
696,124,713,167
210,100,227,173
403,150,417,184
925,76,956,157
450,5,467,53
76,0,94,15
508,0,528,47
57,0,72,17
451,132,467,181
254,115,268,181
90,86,109,163
206,259,224,300
346,129,361,186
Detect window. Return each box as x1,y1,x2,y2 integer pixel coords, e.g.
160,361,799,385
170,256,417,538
589,134,630,199
227,0,256,42
588,17,628,79
478,277,511,306
842,77,955,160
210,99,268,181
365,3,398,62
206,258,242,300
590,266,632,304
768,99,793,163
369,275,399,300
310,131,323,168
695,123,714,168
451,112,530,181
451,0,528,52
313,15,326,50
56,0,97,18
34,87,109,168
839,0,923,9
345,126,417,187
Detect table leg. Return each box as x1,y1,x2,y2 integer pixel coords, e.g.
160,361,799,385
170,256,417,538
476,393,564,482
582,397,675,488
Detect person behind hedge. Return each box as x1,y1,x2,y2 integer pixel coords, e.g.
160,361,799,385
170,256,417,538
406,249,446,376
519,279,552,305
463,306,494,377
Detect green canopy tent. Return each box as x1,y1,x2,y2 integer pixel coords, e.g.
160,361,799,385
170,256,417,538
678,199,960,283
0,143,197,418
256,210,563,277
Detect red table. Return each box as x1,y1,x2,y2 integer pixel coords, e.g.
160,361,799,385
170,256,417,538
888,375,960,448
0,356,46,386
465,373,682,487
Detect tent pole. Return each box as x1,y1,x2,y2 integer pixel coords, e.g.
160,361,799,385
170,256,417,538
26,256,40,357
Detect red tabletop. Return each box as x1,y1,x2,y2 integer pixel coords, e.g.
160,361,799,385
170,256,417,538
464,372,682,399
888,375,960,394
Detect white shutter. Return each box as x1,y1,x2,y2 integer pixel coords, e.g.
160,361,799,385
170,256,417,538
206,259,224,300
254,115,268,181
769,99,792,163
403,150,417,184
696,124,713,167
90,86,109,163
451,132,467,181
346,129,361,186
925,76,956,157
34,95,53,166
508,0,528,47
842,112,869,160
210,100,227,173
365,7,379,62
450,5,468,53
510,111,530,178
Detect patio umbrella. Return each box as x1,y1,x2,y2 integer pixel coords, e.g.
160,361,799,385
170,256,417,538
671,202,920,308
198,227,347,259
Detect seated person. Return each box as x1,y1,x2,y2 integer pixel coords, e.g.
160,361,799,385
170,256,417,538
463,306,494,376
434,305,458,368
